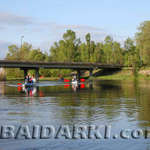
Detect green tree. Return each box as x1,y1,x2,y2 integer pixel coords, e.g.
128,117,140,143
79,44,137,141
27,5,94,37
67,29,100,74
28,49,46,61
124,37,136,66
124,37,141,75
6,45,19,60
103,36,113,64
5,42,49,78
136,21,150,65
50,30,80,62
112,42,123,64
94,42,104,63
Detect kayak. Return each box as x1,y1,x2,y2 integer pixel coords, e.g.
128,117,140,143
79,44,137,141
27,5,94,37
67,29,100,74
72,80,78,84
23,83,36,87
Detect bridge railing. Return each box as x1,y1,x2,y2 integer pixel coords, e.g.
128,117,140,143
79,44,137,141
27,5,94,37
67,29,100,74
0,60,124,67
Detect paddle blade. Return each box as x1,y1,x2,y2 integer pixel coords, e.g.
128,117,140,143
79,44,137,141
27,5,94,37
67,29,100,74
64,79,70,82
17,83,22,86
80,79,85,82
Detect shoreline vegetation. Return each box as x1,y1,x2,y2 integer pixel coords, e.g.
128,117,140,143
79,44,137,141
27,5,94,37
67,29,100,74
5,68,150,81
2,21,150,81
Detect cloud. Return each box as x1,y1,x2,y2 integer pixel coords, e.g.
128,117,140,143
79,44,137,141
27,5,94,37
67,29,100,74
30,23,109,53
0,12,33,26
51,23,105,32
53,24,108,41
0,26,5,30
0,12,128,58
31,22,128,54
38,22,109,42
0,41,12,59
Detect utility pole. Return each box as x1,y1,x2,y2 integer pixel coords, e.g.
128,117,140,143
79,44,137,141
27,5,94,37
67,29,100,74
21,35,24,49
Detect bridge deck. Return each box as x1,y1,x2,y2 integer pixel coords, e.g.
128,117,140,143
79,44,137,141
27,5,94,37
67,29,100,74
0,60,123,70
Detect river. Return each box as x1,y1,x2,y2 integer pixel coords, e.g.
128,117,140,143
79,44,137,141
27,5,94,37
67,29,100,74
0,80,150,150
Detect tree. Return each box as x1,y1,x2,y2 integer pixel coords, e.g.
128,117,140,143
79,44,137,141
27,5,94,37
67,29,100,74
103,36,113,64
28,49,46,61
50,30,81,62
6,45,19,60
124,37,137,66
124,37,141,75
6,42,32,61
94,42,104,63
113,42,123,64
19,42,32,60
5,43,49,78
136,21,150,65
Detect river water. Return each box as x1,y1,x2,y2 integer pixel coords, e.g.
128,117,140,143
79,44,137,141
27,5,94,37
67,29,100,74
0,80,150,150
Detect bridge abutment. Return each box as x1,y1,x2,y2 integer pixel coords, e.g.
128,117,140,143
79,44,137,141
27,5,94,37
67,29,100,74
0,68,6,81
20,68,28,80
77,70,81,81
24,69,28,79
35,68,39,82
89,69,93,78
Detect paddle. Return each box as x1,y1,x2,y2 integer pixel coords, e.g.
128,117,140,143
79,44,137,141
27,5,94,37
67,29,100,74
64,79,70,82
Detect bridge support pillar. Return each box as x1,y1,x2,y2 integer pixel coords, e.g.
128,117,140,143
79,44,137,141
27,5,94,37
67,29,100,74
89,69,93,78
77,70,81,81
24,69,28,78
35,68,39,82
21,68,28,80
89,80,93,89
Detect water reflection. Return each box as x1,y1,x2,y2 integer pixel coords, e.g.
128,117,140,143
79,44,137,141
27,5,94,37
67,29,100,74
1,80,150,149
0,80,147,126
16,82,89,96
0,82,5,96
18,86,43,97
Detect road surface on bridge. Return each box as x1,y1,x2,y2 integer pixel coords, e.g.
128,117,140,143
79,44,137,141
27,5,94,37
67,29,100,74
0,60,123,70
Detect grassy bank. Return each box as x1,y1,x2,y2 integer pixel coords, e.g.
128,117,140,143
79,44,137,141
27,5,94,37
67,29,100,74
94,73,134,80
5,68,150,81
93,69,150,80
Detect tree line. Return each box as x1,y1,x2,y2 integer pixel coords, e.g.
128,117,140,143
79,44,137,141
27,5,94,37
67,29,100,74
5,21,150,77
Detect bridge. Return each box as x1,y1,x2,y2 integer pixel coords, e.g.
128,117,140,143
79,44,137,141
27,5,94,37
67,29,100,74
0,60,123,81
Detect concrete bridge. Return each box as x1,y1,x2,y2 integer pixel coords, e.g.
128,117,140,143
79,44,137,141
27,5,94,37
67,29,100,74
0,60,123,81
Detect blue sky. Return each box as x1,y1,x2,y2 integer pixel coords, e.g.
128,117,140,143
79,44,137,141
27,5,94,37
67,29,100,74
0,0,150,58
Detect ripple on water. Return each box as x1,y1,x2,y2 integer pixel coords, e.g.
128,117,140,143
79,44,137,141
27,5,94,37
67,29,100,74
1,80,150,149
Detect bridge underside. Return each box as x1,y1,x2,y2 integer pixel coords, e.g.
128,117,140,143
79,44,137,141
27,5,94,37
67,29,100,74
19,68,94,82
0,60,123,81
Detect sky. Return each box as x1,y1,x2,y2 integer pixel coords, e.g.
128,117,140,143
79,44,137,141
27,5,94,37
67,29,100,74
0,0,150,58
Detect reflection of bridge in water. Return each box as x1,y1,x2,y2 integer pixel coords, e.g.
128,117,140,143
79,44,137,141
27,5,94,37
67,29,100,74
0,60,123,81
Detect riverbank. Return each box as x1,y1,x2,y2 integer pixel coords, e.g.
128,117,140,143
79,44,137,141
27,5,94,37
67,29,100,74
5,68,150,81
93,68,150,80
